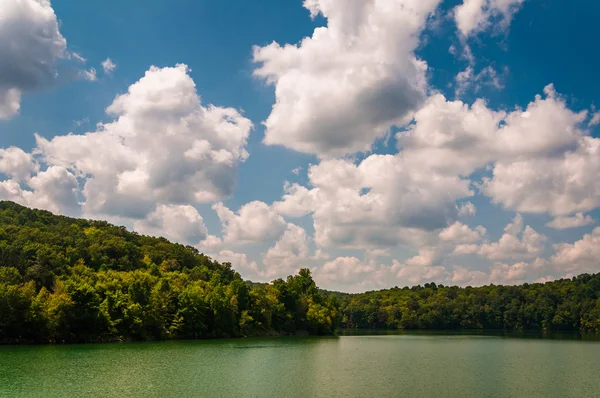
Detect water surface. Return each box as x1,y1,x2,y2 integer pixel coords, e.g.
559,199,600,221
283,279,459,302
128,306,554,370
1,333,599,397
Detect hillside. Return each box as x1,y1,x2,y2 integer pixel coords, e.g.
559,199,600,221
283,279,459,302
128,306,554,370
0,201,338,343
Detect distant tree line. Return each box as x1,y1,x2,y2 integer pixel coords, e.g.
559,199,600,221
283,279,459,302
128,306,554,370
337,277,600,333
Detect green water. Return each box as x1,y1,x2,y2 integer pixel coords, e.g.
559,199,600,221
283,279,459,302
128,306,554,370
1,333,599,397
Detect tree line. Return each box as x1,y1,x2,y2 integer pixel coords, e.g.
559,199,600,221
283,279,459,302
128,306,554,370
0,201,599,344
337,277,600,332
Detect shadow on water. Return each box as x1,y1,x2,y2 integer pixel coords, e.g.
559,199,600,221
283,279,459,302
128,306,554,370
0,334,341,353
337,328,600,342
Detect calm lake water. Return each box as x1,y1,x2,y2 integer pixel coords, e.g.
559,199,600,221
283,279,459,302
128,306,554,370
1,332,600,397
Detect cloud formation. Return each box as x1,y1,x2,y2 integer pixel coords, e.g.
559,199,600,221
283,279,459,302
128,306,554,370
34,64,252,219
0,0,67,118
254,0,441,158
454,0,526,37
0,64,252,229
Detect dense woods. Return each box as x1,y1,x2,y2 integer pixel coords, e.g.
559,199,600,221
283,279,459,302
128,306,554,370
0,201,599,344
0,202,338,344
337,277,600,332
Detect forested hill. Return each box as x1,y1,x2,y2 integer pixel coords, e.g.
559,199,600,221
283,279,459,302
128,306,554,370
0,201,338,344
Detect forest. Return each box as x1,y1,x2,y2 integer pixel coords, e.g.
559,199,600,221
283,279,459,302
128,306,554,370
337,275,600,332
0,202,338,343
0,201,599,344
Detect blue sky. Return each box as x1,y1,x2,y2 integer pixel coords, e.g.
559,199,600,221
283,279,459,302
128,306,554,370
1,0,599,292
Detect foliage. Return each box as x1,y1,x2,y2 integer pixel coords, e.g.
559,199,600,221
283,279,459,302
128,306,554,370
0,202,337,343
337,277,600,333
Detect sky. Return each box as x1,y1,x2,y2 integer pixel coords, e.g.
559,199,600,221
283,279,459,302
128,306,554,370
1,0,600,293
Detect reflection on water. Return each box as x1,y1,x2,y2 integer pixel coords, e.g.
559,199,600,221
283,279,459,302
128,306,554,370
337,328,600,341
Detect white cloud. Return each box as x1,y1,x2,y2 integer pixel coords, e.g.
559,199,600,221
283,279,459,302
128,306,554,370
589,112,600,127
273,182,317,218
133,204,208,245
69,52,86,63
396,85,600,219
314,257,377,290
454,0,526,37
253,0,441,158
399,85,587,177
34,64,253,219
264,83,600,290
78,67,97,82
302,155,472,249
458,201,477,217
455,65,504,97
0,147,38,181
210,250,261,278
101,58,117,75
0,166,79,215
551,228,600,276
439,221,486,244
262,223,311,278
484,136,600,216
394,256,447,285
213,201,287,245
488,258,548,285
450,266,489,286
0,0,67,119
476,214,547,260
546,213,595,230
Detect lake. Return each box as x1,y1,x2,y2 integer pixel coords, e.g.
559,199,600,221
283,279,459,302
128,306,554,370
1,332,599,397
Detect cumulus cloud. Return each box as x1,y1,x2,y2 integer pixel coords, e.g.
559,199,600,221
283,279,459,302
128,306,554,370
484,137,600,216
394,257,447,285
546,213,595,230
262,224,311,278
273,182,317,218
396,84,599,218
470,214,547,260
209,250,261,278
213,201,288,245
133,204,208,245
267,82,599,290
0,0,68,118
295,155,472,249
34,64,252,219
0,166,79,215
314,257,378,291
253,0,442,158
398,85,587,176
207,224,312,282
488,258,548,285
454,0,526,37
0,147,38,181
551,228,600,276
439,221,486,244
